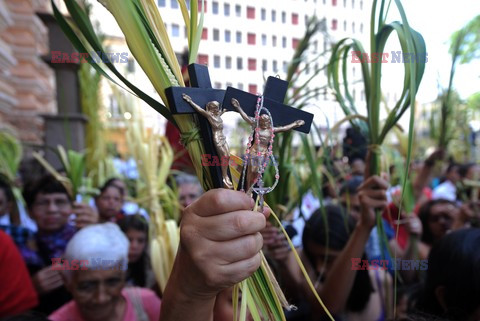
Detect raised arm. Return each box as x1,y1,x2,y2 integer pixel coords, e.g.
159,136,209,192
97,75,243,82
159,189,268,321
273,119,305,133
183,94,210,119
231,98,255,125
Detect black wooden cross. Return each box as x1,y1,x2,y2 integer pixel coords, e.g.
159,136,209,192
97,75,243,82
165,64,226,188
222,78,314,134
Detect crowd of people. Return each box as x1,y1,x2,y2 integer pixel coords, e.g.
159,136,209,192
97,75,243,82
0,149,479,321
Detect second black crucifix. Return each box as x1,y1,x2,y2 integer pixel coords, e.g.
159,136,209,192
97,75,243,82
222,78,314,201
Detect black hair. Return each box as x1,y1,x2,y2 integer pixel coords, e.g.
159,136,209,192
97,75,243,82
458,163,476,178
302,205,374,312
22,175,71,209
445,163,459,174
118,214,150,287
415,228,480,320
418,199,455,245
98,178,124,197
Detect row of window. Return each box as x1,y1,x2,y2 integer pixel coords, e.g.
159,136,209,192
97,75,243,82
158,0,301,25
331,19,364,33
306,0,364,9
199,29,299,48
212,82,258,95
198,54,292,73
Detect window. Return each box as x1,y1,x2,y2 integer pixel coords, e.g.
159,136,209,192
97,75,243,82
214,82,221,89
213,29,219,41
198,54,208,65
202,28,208,40
283,61,288,73
171,0,178,8
212,1,219,14
332,0,337,6
352,22,355,33
352,0,355,8
271,10,276,22
272,35,277,47
237,83,244,90
226,82,233,87
224,3,230,16
360,23,363,33
198,0,207,12
343,0,346,6
360,0,363,9
261,8,266,20
172,24,180,37
127,59,135,73
158,0,166,7
237,57,243,70
214,55,220,68
262,34,267,46
262,59,267,71
282,37,287,48
225,56,232,69
247,33,256,45
236,31,242,43
343,20,347,31
247,6,255,19
361,90,365,101
281,11,286,23
292,13,299,25
225,30,231,42
273,60,278,72
235,4,241,17
248,58,256,71
331,19,338,30
248,84,258,94
292,38,299,49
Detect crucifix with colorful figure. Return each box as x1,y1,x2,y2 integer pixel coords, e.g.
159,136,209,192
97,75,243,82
223,79,314,210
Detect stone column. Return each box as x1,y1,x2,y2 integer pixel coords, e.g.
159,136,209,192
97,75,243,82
38,11,86,167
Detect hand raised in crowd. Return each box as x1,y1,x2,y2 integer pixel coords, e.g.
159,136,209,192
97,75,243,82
32,266,64,295
160,189,268,321
454,201,478,229
72,202,98,229
405,215,423,236
261,221,290,263
357,175,389,229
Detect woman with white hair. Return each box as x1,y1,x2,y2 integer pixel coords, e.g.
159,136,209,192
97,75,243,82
48,223,160,321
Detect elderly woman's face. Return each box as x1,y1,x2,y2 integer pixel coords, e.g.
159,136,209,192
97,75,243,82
66,269,126,321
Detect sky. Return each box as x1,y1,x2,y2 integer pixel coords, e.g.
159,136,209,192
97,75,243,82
397,0,480,103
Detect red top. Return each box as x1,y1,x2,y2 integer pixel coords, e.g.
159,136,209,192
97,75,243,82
0,230,38,317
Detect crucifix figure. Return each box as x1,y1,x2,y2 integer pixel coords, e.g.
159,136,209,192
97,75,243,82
222,77,314,197
182,94,233,189
232,98,304,194
165,64,229,189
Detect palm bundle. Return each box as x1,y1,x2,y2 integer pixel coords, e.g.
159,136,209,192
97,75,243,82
328,0,426,178
33,146,97,202
52,0,300,318
125,112,180,291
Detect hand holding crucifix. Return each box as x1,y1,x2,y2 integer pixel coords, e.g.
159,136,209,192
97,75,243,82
182,93,233,189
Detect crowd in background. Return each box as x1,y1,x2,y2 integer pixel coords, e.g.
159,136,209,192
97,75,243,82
0,146,479,321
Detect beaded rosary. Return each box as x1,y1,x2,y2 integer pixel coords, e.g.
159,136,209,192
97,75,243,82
240,95,280,212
